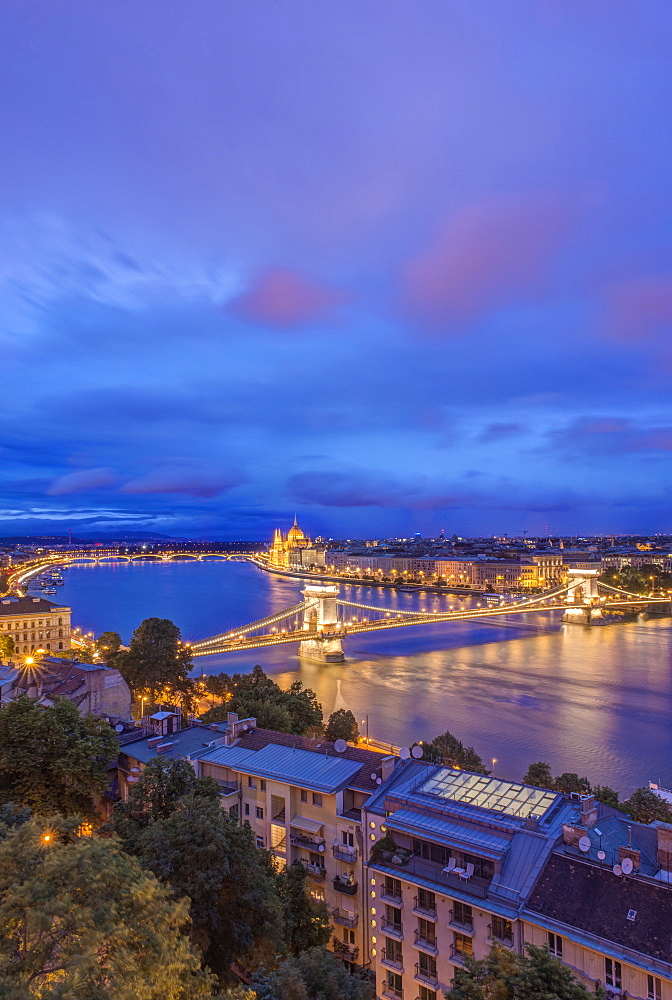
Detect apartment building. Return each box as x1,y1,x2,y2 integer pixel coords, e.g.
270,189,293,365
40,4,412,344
363,763,672,1000
0,595,72,655
193,726,394,969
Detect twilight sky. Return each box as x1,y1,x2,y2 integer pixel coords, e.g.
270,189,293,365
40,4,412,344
3,0,672,539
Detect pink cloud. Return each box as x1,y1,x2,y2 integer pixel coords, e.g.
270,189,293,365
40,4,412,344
602,275,672,342
121,466,242,498
46,467,119,495
229,268,344,328
402,193,572,331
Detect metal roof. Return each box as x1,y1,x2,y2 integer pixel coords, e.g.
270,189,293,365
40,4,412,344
197,742,363,793
122,726,229,764
290,815,324,835
384,807,510,860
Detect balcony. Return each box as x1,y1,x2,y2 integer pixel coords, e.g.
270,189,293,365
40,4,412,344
488,923,514,947
333,875,358,895
299,860,326,881
385,855,488,899
382,986,404,1000
450,945,472,966
213,779,239,796
381,919,403,938
413,896,437,919
381,947,404,971
449,909,474,934
339,807,362,822
333,844,358,863
380,885,403,905
414,962,439,987
332,908,358,928
413,930,438,955
333,938,359,963
290,832,325,852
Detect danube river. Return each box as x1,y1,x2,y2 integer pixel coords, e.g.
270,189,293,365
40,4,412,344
56,559,672,793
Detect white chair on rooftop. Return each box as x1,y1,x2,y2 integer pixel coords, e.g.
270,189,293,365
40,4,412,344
443,857,457,874
459,862,474,882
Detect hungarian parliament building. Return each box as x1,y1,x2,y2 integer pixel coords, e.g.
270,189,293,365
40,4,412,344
267,518,325,571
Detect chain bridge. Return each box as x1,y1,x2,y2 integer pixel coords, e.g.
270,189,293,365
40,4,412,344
190,570,671,662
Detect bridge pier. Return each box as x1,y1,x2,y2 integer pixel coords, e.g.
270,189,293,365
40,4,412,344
562,569,605,625
298,585,345,663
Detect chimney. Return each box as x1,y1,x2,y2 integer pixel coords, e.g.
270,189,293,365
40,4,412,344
562,824,586,846
226,712,239,725
381,755,395,782
580,794,597,827
618,845,641,871
655,822,672,872
147,736,162,748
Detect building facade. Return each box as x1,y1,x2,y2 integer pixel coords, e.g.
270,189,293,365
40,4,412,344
0,595,72,655
268,518,325,570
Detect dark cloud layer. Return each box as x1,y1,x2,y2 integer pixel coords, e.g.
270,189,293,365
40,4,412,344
2,1,672,536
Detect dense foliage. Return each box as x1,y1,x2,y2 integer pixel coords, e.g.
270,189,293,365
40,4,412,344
0,815,213,1000
114,617,194,707
324,708,359,742
0,696,118,818
446,944,603,1000
599,564,672,595
253,947,374,1000
201,665,323,736
415,728,489,773
276,862,332,956
0,634,15,658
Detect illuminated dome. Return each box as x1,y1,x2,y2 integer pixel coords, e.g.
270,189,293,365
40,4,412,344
287,516,306,543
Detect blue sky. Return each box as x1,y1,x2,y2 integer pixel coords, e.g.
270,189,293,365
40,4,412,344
2,0,672,538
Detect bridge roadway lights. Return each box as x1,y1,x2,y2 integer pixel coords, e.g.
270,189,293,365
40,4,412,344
298,584,345,663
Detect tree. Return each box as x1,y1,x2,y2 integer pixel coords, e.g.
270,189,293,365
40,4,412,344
446,944,602,1000
202,666,323,737
554,773,592,795
0,635,14,659
620,787,672,824
116,617,193,703
276,862,332,956
113,761,283,980
420,729,489,774
324,709,359,743
522,762,554,789
593,784,620,808
0,697,119,818
111,756,220,852
206,672,233,700
254,947,374,1000
95,630,123,665
0,818,214,999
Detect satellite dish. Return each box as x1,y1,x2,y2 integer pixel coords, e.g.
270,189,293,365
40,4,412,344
621,857,634,875
318,843,325,852
411,745,424,759
399,747,411,760
370,772,378,781
115,723,124,733
613,864,623,877
333,838,340,848
597,850,606,861
376,777,382,785
334,739,347,753
578,836,591,853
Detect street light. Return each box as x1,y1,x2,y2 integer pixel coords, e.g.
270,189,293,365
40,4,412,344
491,757,497,777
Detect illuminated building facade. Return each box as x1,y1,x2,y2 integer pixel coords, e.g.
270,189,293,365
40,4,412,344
268,517,325,570
0,595,72,655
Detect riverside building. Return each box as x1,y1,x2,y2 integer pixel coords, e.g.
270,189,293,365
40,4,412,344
0,594,72,654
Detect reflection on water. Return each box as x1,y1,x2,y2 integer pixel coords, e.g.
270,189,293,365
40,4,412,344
57,560,672,793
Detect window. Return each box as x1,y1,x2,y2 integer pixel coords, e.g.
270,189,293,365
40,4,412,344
648,976,662,1000
384,904,402,933
412,838,494,880
417,888,436,913
300,789,308,802
271,795,286,821
38,620,42,626
385,971,403,998
58,617,62,626
46,619,51,626
417,917,436,946
244,803,250,816
312,792,322,806
255,836,265,849
260,779,266,791
605,959,622,990
384,936,403,965
248,776,256,789
419,988,437,1000
58,629,63,637
256,806,264,819
491,915,513,943
342,830,354,847
229,804,239,820
454,932,473,957
58,642,63,650
383,875,402,900
270,823,286,852
452,901,472,927
342,927,355,944
418,952,437,981
548,933,563,958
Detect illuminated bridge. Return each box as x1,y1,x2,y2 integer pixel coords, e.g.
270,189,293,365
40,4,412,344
190,571,671,662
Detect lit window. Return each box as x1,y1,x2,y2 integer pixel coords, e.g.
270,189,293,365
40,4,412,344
605,959,622,990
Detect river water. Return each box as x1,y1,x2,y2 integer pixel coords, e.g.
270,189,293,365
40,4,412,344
54,559,672,793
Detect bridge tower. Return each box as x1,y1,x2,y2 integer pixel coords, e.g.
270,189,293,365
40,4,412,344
562,569,604,625
298,584,345,663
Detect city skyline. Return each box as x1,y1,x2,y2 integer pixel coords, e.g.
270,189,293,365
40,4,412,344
3,2,672,539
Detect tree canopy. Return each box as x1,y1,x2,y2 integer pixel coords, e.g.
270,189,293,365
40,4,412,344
0,816,214,1000
115,617,193,705
253,947,374,1000
621,787,672,824
276,862,332,957
201,666,323,736
416,729,489,774
446,944,602,1000
0,634,15,659
0,696,118,818
95,630,123,665
324,709,359,743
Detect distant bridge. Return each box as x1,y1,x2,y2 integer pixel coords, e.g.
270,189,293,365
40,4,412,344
190,571,672,662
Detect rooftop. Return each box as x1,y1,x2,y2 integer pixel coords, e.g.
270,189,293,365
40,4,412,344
418,767,559,820
0,596,69,613
121,723,230,765
197,741,364,794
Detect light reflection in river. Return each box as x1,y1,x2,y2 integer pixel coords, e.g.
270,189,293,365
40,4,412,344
56,559,672,793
